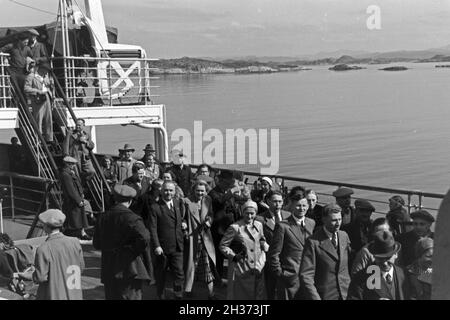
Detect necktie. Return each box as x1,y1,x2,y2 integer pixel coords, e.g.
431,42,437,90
386,274,393,285
275,212,281,224
331,232,338,249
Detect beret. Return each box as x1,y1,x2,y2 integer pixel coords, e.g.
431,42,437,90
355,199,375,211
241,200,258,213
411,210,435,223
323,203,342,216
39,209,66,228
113,184,137,199
261,177,273,187
63,156,78,164
389,195,405,206
332,187,354,198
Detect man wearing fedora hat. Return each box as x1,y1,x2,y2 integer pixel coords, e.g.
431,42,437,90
140,144,160,163
115,143,137,184
347,230,411,300
397,210,435,267
93,184,153,300
33,209,85,300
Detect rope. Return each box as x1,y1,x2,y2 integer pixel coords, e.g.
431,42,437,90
7,0,56,16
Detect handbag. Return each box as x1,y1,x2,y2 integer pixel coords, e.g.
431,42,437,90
35,93,47,104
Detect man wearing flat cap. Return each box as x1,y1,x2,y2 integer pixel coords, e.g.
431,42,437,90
33,209,85,300
27,29,50,76
300,203,352,300
342,199,376,260
115,143,137,184
397,210,435,267
347,230,411,300
332,187,355,226
93,184,153,300
60,156,90,240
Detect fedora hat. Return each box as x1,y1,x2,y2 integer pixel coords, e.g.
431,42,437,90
119,143,135,152
28,28,40,36
369,230,401,259
143,144,156,152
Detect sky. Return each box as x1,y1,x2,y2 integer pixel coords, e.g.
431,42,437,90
1,0,450,58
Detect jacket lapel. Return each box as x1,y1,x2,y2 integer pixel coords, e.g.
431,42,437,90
318,229,339,261
245,224,259,241
393,265,404,300
286,216,304,246
188,200,202,225
159,200,176,220
338,231,347,264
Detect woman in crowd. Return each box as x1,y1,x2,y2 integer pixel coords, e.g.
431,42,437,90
101,156,117,187
407,237,433,300
144,152,162,182
220,200,269,300
184,180,217,299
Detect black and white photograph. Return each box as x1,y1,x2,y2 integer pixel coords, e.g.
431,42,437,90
0,0,449,305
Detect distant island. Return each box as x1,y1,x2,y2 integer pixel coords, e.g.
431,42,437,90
148,57,311,74
379,66,408,71
148,45,450,74
436,64,450,68
329,64,365,71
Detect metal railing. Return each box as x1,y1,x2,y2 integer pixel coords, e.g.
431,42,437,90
50,69,111,211
51,56,160,109
0,53,12,108
7,72,62,208
190,165,445,217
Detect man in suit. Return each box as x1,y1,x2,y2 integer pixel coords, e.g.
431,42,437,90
342,199,375,263
123,162,152,219
300,203,352,300
60,156,90,240
305,190,324,229
347,230,411,300
332,187,355,226
93,184,153,300
170,151,194,197
255,191,291,299
269,194,315,300
149,181,187,299
115,144,137,184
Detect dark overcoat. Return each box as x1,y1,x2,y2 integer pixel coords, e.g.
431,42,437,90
60,167,88,230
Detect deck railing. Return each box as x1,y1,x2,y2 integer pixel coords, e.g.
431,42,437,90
190,165,445,217
0,53,12,108
51,56,160,109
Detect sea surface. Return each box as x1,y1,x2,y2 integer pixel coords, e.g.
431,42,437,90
2,62,449,208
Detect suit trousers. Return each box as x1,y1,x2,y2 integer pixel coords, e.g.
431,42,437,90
155,251,184,298
31,99,53,142
264,269,278,300
104,279,144,300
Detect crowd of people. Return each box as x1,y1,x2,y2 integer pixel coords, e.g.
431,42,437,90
0,138,436,300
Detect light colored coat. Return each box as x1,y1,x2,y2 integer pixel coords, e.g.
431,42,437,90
220,219,269,300
33,233,85,300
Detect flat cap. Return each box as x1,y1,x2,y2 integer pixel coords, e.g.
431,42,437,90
39,209,66,228
323,203,342,216
63,156,78,163
332,187,354,198
241,200,258,213
355,199,375,211
28,29,39,36
411,210,435,223
113,184,137,199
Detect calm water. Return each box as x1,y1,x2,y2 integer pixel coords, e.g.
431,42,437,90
2,62,450,199
141,62,450,196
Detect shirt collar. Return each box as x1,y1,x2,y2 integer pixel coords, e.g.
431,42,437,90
292,215,305,226
163,199,173,207
382,266,394,279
